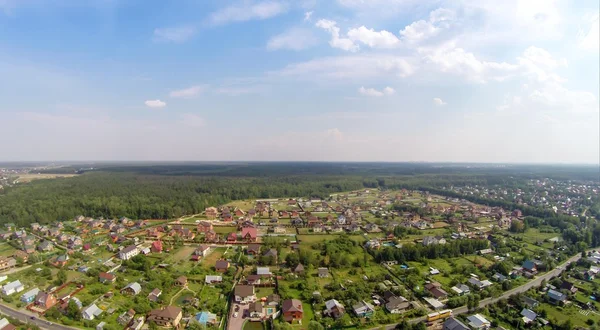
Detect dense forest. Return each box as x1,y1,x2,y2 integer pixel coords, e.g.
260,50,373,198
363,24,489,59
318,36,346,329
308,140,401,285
0,162,598,226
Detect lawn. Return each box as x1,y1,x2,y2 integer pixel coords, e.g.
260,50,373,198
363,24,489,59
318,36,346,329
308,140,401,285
539,303,600,328
0,243,16,257
225,200,255,210
169,246,196,263
297,234,339,244
202,247,227,268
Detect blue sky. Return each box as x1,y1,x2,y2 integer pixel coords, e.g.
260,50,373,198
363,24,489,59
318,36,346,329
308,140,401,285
0,0,598,163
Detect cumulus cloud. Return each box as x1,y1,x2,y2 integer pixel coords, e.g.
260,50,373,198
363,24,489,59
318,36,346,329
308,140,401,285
169,85,208,98
433,97,447,106
315,19,359,52
144,100,166,108
153,26,196,43
210,1,288,25
347,26,400,48
267,28,318,51
358,86,395,97
399,7,455,44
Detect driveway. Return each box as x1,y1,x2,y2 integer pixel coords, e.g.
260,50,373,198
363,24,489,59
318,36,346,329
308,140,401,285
227,302,250,330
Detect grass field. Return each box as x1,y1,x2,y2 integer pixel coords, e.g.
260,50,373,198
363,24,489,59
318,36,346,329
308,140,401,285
0,243,16,257
169,246,196,263
16,173,79,183
224,200,255,210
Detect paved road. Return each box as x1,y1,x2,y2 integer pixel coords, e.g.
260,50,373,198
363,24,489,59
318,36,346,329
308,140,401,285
0,302,78,330
376,252,583,329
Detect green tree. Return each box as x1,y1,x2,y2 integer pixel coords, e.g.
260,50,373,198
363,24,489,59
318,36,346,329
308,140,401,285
66,300,81,320
57,269,67,285
308,321,324,330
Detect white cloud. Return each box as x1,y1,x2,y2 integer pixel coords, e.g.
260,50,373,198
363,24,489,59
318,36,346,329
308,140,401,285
358,86,395,97
144,100,166,108
276,54,414,81
179,113,205,128
210,1,288,25
400,20,439,44
153,26,196,43
433,97,447,106
304,11,313,21
169,85,208,98
399,8,455,44
420,42,519,83
347,26,400,48
383,86,395,95
579,13,599,52
315,19,359,52
267,28,318,51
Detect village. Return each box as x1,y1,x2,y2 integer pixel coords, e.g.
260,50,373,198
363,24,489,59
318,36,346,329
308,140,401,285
0,189,598,330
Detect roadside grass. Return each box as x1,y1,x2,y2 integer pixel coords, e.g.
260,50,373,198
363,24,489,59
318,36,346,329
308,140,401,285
539,302,600,328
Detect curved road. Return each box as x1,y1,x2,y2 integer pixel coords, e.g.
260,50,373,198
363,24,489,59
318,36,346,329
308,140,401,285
376,252,583,329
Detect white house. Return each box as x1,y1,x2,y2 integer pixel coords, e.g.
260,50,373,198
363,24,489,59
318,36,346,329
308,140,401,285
467,314,491,329
82,304,103,320
0,275,7,283
205,275,223,284
118,245,139,260
2,280,24,296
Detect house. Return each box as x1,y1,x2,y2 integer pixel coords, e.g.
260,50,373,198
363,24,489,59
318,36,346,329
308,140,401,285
119,245,139,260
118,309,136,325
194,311,218,326
318,267,329,278
20,288,40,303
128,316,145,330
205,230,217,242
0,257,16,271
443,317,469,330
522,260,537,273
241,228,258,242
492,273,507,282
205,207,218,219
425,282,447,300
226,232,237,242
478,248,493,255
169,226,195,240
96,322,106,330
2,280,24,295
468,277,492,290
521,296,539,309
257,267,272,276
246,274,262,285
234,285,256,304
249,301,265,318
194,245,211,257
423,236,446,246
151,240,163,253
99,272,116,284
0,276,6,283
205,275,223,284
37,240,54,252
337,215,347,224
282,299,304,322
52,254,69,268
147,306,183,328
548,289,567,305
175,276,187,287
32,291,56,309
272,226,286,234
140,247,151,255
324,299,345,319
148,288,162,302
267,294,280,306
14,250,29,263
466,314,491,329
247,244,261,255
451,284,471,296
353,300,375,318
82,304,103,320
222,213,233,222
293,264,305,274
197,221,214,233
121,282,142,295
215,260,230,272
521,308,537,324
560,281,578,294
263,249,278,263
385,296,410,314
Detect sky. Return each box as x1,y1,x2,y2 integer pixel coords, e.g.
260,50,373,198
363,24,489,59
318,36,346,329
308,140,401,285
0,0,598,163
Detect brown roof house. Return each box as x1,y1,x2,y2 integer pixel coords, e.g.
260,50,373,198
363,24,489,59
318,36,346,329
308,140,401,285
215,260,230,273
99,272,116,284
34,291,57,309
148,288,162,302
175,276,187,287
234,285,256,304
147,306,182,328
282,299,304,323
